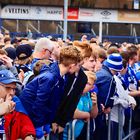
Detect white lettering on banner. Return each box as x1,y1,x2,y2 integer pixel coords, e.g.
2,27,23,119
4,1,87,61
68,11,77,17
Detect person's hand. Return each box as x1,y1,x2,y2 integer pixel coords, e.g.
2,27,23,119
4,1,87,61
18,69,24,83
0,96,15,115
91,92,97,106
58,125,64,133
130,103,136,110
5,95,15,113
52,123,64,133
103,107,111,114
52,123,58,133
0,55,13,68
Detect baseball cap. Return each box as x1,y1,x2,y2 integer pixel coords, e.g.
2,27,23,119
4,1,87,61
16,44,33,60
0,70,21,84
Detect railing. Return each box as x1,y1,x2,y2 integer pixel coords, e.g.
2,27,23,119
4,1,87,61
0,105,138,140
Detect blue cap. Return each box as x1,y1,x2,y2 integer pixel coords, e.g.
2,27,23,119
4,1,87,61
0,70,21,84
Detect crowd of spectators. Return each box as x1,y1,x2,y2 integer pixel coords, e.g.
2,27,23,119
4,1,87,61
0,30,140,140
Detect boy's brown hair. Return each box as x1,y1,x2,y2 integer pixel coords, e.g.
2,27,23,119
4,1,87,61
73,41,92,58
4,37,11,43
59,46,81,67
97,48,107,60
91,50,98,61
127,45,138,60
107,47,119,55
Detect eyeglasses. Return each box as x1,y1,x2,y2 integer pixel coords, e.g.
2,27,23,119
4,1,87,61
0,83,16,91
44,48,52,54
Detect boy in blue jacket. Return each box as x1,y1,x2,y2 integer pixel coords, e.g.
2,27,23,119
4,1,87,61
19,46,81,128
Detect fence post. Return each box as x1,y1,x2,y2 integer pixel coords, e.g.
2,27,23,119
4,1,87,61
108,113,111,140
118,104,123,140
71,119,77,140
67,123,71,140
128,108,132,140
87,120,90,140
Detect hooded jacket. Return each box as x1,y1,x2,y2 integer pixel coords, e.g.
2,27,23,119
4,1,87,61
96,65,116,109
19,62,65,127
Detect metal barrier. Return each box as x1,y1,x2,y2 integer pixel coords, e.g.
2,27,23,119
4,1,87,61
122,129,140,140
118,105,123,140
66,119,91,140
71,119,77,140
107,105,134,140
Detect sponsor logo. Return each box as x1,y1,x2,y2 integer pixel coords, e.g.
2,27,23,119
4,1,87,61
5,8,29,14
35,7,42,14
47,10,62,15
100,10,111,16
80,11,93,16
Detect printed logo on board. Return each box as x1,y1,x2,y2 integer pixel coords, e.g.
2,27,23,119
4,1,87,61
100,10,111,16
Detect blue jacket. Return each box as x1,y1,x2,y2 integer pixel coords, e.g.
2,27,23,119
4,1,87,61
96,65,116,110
12,96,28,115
19,62,65,127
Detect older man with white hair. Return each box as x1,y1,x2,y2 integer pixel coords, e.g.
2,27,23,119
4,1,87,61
31,37,54,69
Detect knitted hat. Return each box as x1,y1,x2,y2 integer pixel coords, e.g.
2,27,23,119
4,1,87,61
16,44,32,60
104,53,123,71
5,47,16,60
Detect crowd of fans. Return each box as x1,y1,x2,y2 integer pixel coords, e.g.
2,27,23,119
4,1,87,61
0,30,140,140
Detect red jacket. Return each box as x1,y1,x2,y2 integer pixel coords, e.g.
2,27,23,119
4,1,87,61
4,111,36,140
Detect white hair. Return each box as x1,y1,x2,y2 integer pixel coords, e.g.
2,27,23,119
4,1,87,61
34,38,54,52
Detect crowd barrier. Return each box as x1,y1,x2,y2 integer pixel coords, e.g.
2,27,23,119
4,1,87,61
0,105,138,140
47,105,136,140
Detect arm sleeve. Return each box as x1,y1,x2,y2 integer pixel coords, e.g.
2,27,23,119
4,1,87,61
104,77,116,108
20,113,36,139
31,75,54,126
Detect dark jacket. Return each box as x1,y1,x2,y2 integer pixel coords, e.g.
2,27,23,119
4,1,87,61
54,68,87,127
19,62,65,127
